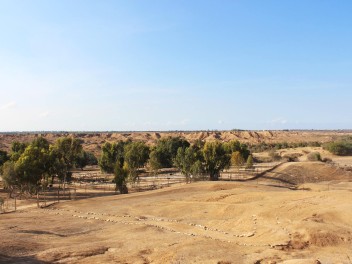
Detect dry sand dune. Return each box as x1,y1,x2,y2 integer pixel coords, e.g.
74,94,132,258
1,174,352,263
1,130,352,155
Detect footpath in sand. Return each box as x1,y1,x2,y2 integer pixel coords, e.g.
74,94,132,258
1,174,352,264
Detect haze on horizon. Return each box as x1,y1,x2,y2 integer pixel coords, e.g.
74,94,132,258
0,0,351,132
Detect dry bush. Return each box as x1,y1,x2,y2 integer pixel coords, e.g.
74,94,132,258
307,152,322,161
282,153,303,162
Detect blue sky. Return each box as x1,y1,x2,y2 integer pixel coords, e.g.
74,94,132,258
0,0,351,131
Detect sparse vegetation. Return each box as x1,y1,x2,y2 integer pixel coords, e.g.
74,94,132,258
250,141,321,153
307,152,322,161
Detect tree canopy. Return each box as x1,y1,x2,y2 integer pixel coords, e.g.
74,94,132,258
203,141,230,181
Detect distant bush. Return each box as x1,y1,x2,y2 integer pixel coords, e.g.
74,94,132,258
282,153,303,162
307,152,322,161
323,141,352,156
249,141,322,153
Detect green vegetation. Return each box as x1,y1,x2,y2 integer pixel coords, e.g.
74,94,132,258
1,136,256,196
123,141,150,183
149,137,190,168
1,137,86,197
174,145,204,182
114,164,129,194
250,141,321,153
323,141,352,156
203,141,230,181
99,141,126,173
0,150,9,174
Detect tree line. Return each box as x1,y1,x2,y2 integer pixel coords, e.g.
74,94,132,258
99,137,252,194
0,136,252,196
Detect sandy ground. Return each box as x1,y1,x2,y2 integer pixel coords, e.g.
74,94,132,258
1,173,352,264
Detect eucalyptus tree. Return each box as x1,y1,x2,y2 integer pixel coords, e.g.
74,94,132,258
99,141,126,173
202,141,230,181
123,141,149,183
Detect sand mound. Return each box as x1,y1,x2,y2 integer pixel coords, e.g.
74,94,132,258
261,162,352,186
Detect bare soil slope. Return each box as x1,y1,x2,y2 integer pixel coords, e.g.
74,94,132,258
1,130,351,155
1,177,352,263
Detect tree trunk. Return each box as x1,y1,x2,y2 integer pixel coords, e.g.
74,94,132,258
210,172,219,181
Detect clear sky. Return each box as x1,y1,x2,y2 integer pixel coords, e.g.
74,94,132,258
0,0,351,131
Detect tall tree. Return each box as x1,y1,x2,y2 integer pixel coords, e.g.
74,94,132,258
152,137,190,168
0,150,9,173
99,141,126,173
124,141,149,183
148,149,163,175
174,146,204,182
15,138,51,194
52,137,83,184
114,164,129,194
2,161,18,197
203,141,230,181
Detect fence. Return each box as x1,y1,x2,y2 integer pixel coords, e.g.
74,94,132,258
220,162,282,181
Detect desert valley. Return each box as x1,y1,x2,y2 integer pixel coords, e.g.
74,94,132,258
1,131,352,264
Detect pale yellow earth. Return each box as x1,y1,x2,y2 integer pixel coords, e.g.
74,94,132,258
1,162,352,264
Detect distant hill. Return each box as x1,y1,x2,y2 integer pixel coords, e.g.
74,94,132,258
0,130,351,156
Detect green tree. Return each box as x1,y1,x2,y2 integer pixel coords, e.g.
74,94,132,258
3,138,53,196
75,151,97,170
47,146,66,184
152,137,190,168
114,164,129,194
0,150,9,173
52,137,83,185
174,146,204,182
10,141,28,162
225,140,250,160
99,141,126,173
203,141,230,181
15,140,50,194
149,148,163,175
2,161,18,197
124,142,149,183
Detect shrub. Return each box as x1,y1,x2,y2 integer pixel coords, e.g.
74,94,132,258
307,152,322,161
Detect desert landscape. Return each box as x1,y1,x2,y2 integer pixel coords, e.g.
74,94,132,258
1,131,352,264
1,1,352,263
0,130,351,156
